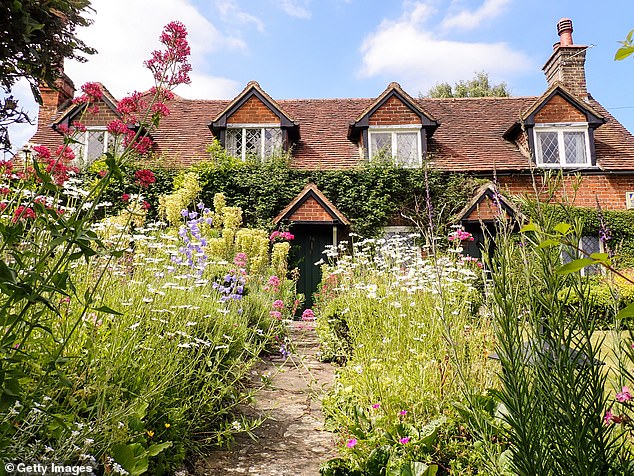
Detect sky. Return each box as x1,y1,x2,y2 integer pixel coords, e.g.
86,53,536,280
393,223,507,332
5,0,634,152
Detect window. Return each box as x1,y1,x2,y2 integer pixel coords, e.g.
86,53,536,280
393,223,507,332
70,128,119,169
226,126,283,160
561,235,603,276
369,127,421,167
534,123,591,167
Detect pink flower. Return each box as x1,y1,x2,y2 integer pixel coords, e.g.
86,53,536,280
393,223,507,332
269,311,282,320
107,119,129,136
616,386,632,403
32,145,51,161
346,438,357,448
272,300,284,310
372,403,380,409
399,410,408,416
234,252,248,267
151,102,170,118
268,276,281,288
301,309,315,321
399,437,410,444
144,21,192,86
604,410,616,425
134,169,156,188
81,82,103,101
142,201,151,210
117,92,145,122
121,193,130,202
72,121,86,132
12,206,36,223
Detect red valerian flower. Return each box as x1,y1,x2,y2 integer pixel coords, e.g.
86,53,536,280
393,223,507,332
107,119,129,136
72,82,104,105
151,102,170,118
121,193,131,202
0,159,14,176
144,21,192,87
125,135,154,155
72,121,87,132
97,169,107,178
117,92,146,123
54,145,75,162
141,201,151,210
134,169,156,188
12,206,36,222
46,158,79,186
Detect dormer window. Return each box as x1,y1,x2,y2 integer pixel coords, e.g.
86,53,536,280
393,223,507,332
70,127,120,169
226,126,283,160
533,123,592,167
369,127,422,168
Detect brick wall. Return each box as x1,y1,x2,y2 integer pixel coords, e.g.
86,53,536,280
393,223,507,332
463,196,501,221
81,101,120,126
499,174,634,210
369,96,421,126
543,45,587,99
289,197,334,222
38,75,75,127
227,96,280,124
535,94,585,123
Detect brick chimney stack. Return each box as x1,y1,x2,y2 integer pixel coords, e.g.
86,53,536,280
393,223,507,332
38,70,75,128
543,18,588,100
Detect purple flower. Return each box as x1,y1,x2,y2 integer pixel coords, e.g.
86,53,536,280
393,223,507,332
399,437,410,444
346,438,357,448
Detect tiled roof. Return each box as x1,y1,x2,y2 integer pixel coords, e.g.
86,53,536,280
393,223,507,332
28,88,634,172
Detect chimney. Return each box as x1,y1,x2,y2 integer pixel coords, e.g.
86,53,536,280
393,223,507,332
543,18,588,100
38,71,75,128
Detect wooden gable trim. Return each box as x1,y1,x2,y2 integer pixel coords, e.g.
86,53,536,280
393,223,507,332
521,84,604,127
210,81,298,137
274,183,350,225
454,183,523,223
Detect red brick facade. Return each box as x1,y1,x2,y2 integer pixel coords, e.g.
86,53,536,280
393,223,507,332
499,174,634,210
534,94,586,123
463,196,502,221
369,96,422,126
227,96,280,124
289,197,334,222
80,101,120,127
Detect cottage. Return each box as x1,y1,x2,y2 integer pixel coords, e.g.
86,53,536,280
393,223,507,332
28,18,634,302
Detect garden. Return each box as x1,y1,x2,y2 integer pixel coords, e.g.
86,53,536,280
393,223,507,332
3,20,634,476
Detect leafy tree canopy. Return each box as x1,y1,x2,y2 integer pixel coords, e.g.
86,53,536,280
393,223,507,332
425,71,510,98
0,0,95,152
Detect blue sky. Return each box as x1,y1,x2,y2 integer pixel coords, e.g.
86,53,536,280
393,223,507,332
5,0,634,152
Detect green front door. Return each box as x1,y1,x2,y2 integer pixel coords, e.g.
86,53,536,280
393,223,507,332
292,225,333,310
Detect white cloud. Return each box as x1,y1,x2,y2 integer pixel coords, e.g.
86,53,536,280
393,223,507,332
441,0,511,31
175,72,239,100
359,1,531,94
278,0,312,19
215,0,265,33
65,0,243,100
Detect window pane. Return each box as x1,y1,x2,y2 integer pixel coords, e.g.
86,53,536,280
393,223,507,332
263,128,282,157
245,128,261,157
86,130,105,163
581,235,601,275
370,133,391,160
564,131,587,164
226,129,241,158
395,132,419,167
536,131,559,164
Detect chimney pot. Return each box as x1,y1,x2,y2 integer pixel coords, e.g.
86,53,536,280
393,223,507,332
557,18,574,46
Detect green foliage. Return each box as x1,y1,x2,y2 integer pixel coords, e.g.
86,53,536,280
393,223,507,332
522,202,634,267
187,148,481,236
615,29,634,60
426,72,510,99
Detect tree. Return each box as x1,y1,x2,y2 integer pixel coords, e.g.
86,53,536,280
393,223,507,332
425,71,510,98
615,29,634,60
0,0,95,153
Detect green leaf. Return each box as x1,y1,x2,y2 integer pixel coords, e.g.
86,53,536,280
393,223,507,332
147,440,172,457
93,305,123,316
401,462,438,476
111,443,148,476
615,46,634,61
616,302,634,321
521,222,539,233
365,445,391,475
0,261,18,284
589,252,610,265
537,239,560,250
556,258,596,274
553,223,572,235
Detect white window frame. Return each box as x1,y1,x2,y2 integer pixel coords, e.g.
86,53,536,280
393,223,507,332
225,124,283,161
70,127,119,169
368,125,422,168
533,122,592,168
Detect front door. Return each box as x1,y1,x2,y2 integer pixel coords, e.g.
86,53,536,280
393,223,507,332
291,225,333,309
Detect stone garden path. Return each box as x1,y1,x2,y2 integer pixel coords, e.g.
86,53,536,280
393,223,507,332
194,321,338,475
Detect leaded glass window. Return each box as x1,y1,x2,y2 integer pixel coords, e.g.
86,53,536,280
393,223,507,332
225,127,283,160
561,235,603,276
70,128,121,169
534,124,591,167
369,128,422,167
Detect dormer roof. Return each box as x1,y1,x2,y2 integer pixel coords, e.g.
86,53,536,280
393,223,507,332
348,82,438,141
53,83,121,128
273,183,350,225
210,81,299,139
